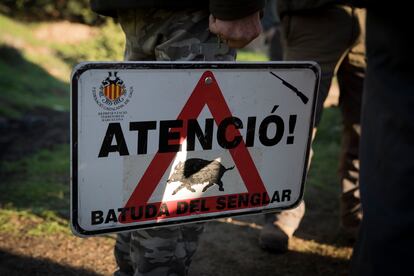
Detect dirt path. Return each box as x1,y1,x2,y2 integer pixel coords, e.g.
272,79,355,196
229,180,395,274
0,212,352,276
190,205,352,275
0,234,116,275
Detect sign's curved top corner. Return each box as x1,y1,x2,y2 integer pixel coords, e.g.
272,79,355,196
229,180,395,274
71,62,100,83
304,61,321,79
71,62,88,83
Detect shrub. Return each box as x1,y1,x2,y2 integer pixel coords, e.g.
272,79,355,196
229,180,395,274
0,0,104,25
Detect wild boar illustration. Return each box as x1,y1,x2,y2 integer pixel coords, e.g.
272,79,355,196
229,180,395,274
167,158,235,195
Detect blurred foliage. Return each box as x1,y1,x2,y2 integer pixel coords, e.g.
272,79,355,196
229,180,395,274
0,0,104,25
54,19,125,66
0,13,124,117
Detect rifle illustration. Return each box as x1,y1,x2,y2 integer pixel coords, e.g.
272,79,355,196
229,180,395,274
270,72,309,104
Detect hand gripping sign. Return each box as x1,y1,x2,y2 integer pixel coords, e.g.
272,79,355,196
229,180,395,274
71,62,320,236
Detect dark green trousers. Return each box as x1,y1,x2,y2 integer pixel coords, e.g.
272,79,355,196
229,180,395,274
274,5,366,231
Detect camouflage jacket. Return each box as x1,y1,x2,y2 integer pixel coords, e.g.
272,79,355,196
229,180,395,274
91,0,265,20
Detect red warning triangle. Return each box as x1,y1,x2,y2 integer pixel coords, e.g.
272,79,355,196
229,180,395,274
121,71,269,223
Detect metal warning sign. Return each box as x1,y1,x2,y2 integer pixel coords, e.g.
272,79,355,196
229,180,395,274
71,62,320,236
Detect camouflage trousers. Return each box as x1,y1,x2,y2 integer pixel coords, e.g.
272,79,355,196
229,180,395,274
115,9,236,276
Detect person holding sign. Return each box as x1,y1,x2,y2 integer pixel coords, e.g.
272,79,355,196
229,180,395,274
90,1,264,275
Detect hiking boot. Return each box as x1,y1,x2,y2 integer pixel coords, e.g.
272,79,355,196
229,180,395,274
259,201,305,253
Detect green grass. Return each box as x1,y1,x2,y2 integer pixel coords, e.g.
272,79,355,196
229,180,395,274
0,208,69,236
237,50,269,61
305,107,342,202
0,14,69,117
0,14,124,118
0,45,69,117
0,145,70,216
0,145,70,236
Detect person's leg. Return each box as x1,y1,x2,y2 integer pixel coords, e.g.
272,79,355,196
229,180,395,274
115,8,236,275
260,5,360,252
129,224,204,276
268,25,283,61
261,0,283,61
351,10,414,275
115,224,204,276
337,61,363,235
336,8,365,235
114,232,134,276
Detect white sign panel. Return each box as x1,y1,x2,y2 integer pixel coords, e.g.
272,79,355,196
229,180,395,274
71,62,320,236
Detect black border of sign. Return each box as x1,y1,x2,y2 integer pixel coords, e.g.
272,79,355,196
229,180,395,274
71,61,320,236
